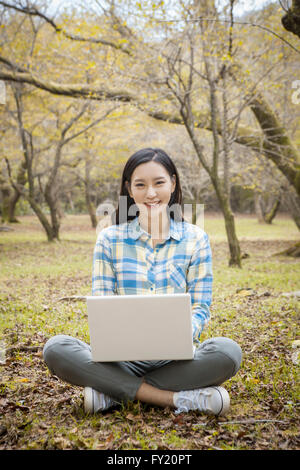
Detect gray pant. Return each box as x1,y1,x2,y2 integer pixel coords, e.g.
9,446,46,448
43,335,242,404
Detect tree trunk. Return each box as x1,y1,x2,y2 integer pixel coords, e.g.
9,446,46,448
0,182,21,223
0,160,27,223
221,203,241,267
224,214,241,267
254,193,265,224
178,81,241,265
255,193,281,224
202,53,241,268
229,65,300,197
281,0,300,39
250,95,300,195
7,190,21,222
283,187,300,230
274,241,300,257
263,197,281,224
213,178,242,267
44,189,60,241
1,181,13,223
86,190,97,228
9,160,27,222
85,158,97,228
186,123,242,266
27,196,58,242
67,192,74,212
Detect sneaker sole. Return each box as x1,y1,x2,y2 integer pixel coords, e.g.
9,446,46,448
212,386,230,416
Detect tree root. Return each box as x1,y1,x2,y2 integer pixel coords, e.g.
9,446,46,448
273,241,300,257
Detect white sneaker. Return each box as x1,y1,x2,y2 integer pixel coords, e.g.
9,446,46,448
173,386,230,416
84,387,120,414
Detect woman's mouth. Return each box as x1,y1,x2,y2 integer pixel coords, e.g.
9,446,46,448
145,201,161,209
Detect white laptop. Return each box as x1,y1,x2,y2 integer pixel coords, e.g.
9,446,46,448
86,293,194,362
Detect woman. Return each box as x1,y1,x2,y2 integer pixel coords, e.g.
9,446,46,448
43,148,242,416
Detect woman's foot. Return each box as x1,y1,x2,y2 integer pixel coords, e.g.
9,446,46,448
84,387,120,414
173,386,230,416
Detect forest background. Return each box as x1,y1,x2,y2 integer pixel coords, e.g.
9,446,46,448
0,0,299,451
0,0,299,267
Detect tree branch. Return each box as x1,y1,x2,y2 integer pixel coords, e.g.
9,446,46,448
155,15,300,54
62,105,120,146
0,1,133,55
0,64,135,102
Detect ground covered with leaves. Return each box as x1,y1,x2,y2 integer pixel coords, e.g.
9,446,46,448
0,215,299,450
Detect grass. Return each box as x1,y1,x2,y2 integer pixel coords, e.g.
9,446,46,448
204,212,300,241
0,213,299,450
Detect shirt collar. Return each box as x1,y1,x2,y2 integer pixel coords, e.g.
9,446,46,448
128,216,183,241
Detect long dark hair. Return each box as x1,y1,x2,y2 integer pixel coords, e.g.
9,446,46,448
112,148,184,225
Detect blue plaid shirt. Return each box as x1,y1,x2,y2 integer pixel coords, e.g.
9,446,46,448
92,216,213,345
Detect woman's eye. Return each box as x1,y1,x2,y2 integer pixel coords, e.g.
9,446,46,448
135,181,164,187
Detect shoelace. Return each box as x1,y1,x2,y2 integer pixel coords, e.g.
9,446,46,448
174,389,212,415
102,393,118,410
93,391,114,411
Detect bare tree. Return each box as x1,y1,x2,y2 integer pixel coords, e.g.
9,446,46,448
6,82,117,240
0,1,299,198
1,0,299,259
0,159,26,223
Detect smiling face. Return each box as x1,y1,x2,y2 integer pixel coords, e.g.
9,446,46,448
126,160,176,222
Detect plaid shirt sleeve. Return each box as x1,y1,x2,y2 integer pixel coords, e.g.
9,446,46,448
186,231,213,346
92,232,116,296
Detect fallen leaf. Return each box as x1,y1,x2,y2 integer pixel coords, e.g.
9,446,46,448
126,413,136,421
106,432,114,443
236,288,256,297
173,414,184,425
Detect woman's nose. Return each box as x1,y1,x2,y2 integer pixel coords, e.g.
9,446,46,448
146,186,157,197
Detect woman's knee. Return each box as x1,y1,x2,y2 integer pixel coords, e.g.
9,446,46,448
43,334,73,367
214,337,242,374
200,337,242,375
